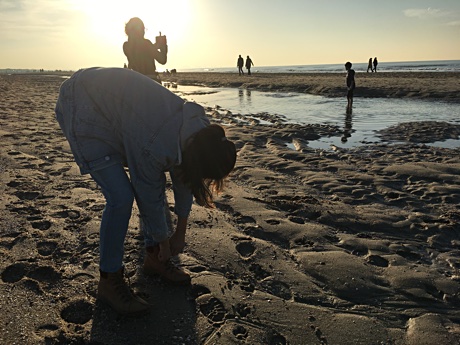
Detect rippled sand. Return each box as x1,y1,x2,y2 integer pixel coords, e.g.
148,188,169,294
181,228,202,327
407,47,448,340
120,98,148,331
1,73,459,344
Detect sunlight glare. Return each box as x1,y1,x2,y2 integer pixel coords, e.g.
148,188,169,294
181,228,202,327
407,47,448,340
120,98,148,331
76,0,191,46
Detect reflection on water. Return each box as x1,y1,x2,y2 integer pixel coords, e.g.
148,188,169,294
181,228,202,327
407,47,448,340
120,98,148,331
174,85,460,149
238,89,252,107
341,110,353,143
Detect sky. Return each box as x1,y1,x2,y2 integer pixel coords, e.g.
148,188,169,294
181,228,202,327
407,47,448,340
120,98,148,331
0,0,459,70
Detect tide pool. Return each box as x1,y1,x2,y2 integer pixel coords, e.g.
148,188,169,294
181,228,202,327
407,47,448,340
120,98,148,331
172,85,460,150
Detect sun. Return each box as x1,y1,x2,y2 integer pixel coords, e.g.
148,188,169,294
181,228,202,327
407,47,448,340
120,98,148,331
76,0,192,46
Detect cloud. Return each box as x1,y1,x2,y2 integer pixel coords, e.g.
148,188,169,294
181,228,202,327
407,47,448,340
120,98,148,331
0,0,24,12
446,20,460,26
0,0,85,40
403,8,451,19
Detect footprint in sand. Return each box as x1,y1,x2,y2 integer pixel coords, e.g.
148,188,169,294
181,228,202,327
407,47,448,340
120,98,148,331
366,254,389,267
34,324,60,339
266,330,287,345
14,191,40,200
187,264,208,273
1,262,28,283
196,294,227,325
51,209,81,219
7,150,22,156
27,265,61,284
60,299,93,324
232,325,248,339
287,216,305,224
0,231,26,250
8,205,41,216
239,279,255,293
294,236,315,247
35,324,60,343
189,284,211,299
36,241,57,256
6,181,21,188
249,263,271,280
235,241,256,258
235,214,257,225
233,302,251,317
31,219,52,230
260,278,292,300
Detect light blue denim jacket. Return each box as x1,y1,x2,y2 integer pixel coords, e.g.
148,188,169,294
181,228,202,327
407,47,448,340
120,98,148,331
55,67,210,242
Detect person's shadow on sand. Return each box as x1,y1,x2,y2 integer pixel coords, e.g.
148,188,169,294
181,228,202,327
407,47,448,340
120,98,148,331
90,220,199,344
90,263,199,344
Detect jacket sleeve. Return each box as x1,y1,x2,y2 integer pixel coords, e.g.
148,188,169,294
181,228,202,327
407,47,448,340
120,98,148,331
170,168,193,218
134,166,171,243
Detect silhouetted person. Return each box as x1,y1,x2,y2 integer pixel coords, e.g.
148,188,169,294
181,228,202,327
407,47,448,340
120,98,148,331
345,61,355,111
123,17,168,83
373,57,378,72
367,58,373,73
237,55,244,75
245,56,254,75
123,63,128,68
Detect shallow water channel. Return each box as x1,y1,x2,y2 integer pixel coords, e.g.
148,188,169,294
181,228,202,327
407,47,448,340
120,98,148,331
171,84,460,150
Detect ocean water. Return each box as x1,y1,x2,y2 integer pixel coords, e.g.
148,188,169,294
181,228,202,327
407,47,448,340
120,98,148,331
1,59,459,75
174,85,460,150
182,60,460,74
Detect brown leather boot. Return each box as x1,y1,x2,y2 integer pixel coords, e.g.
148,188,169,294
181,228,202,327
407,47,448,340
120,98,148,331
97,268,150,315
143,246,191,285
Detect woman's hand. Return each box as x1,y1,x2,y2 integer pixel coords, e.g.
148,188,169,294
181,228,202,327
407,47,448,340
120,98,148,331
158,240,172,262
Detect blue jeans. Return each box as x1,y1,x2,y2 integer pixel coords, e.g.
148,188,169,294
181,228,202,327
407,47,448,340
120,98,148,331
90,164,134,273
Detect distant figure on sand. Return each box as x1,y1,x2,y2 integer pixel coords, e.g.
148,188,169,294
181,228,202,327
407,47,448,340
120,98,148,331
245,56,254,75
367,58,373,73
373,57,378,72
55,67,237,316
123,17,168,83
237,55,244,75
345,61,355,111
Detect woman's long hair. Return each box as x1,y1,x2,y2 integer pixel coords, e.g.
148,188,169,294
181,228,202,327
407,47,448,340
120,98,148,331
180,124,237,208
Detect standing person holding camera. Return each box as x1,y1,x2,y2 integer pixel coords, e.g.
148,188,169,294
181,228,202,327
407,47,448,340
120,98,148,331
123,17,167,83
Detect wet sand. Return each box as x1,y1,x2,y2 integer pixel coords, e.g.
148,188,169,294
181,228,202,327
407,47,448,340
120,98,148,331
1,73,459,344
164,71,460,102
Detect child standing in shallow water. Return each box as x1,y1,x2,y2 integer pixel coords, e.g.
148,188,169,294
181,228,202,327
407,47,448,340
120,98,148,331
345,61,355,111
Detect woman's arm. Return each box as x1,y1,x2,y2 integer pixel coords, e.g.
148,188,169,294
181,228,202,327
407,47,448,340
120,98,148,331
169,168,193,255
169,216,188,255
146,40,168,65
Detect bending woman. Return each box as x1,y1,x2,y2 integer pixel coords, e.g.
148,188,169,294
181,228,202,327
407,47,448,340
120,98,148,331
55,67,237,315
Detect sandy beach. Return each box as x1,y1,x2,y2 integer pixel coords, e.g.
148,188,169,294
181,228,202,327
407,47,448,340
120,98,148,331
1,72,459,344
